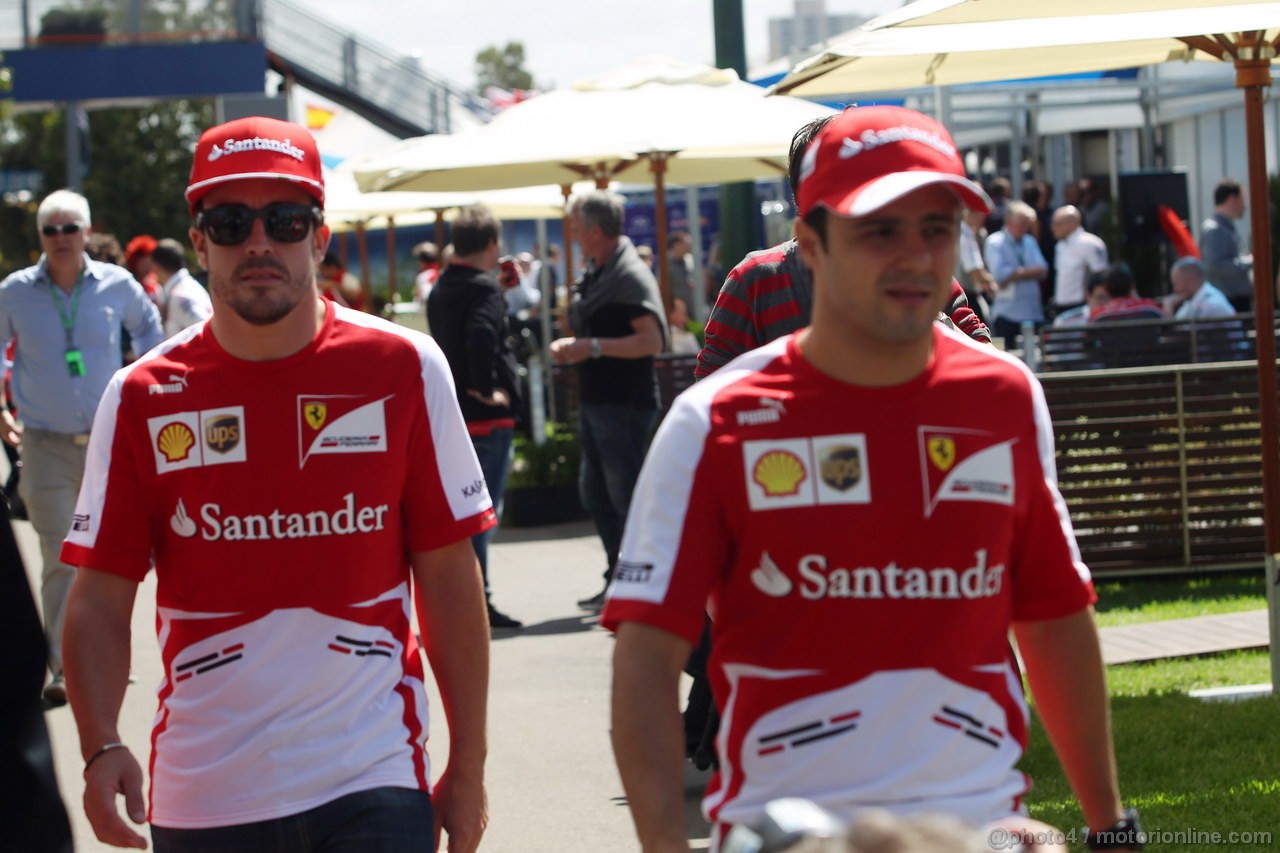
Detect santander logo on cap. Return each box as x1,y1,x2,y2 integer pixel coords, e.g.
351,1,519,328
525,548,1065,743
208,136,307,163
837,125,957,160
185,116,324,214
796,105,990,219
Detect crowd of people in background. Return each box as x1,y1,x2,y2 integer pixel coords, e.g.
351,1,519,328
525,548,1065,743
943,173,1253,349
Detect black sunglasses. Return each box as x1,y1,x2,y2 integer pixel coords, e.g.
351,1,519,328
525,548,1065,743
41,222,84,237
196,203,322,246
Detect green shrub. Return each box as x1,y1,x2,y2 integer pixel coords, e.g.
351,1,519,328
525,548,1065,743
507,422,580,489
38,8,108,40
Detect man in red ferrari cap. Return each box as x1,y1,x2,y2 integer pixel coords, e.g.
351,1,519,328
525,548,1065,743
606,107,1140,852
61,116,492,852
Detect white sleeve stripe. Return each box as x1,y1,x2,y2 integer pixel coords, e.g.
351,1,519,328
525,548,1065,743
66,373,126,553
612,341,790,603
337,307,492,522
613,395,713,604
1028,374,1090,585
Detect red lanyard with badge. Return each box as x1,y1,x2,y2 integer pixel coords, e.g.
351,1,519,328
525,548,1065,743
52,274,87,377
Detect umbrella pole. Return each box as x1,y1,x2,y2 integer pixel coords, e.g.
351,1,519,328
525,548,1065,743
561,184,574,289
650,153,672,314
356,222,371,308
536,218,556,426
1237,55,1280,687
434,211,446,261
386,217,396,312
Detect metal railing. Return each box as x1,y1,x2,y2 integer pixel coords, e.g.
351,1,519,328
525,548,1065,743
259,0,459,135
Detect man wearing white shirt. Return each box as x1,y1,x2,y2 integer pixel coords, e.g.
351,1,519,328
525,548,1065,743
1050,206,1108,316
152,238,213,338
1167,257,1236,320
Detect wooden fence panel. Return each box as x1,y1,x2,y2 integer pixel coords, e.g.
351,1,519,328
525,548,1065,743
551,357,1271,577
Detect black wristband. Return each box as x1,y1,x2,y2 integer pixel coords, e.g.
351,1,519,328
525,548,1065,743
84,742,129,775
1085,807,1145,851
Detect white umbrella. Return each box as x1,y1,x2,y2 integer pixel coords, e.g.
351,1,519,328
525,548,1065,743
324,167,573,227
772,0,1280,683
321,166,587,309
775,2,1280,95
351,55,835,306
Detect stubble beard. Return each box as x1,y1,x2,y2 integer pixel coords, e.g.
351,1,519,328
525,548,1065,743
872,272,946,345
215,257,303,326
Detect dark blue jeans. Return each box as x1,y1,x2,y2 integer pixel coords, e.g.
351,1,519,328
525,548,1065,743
578,402,657,583
151,786,433,852
993,316,1037,352
470,427,513,595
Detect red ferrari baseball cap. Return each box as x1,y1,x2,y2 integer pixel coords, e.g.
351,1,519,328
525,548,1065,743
796,106,991,219
186,116,325,214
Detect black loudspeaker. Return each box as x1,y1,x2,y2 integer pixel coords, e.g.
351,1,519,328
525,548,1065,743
1118,170,1190,245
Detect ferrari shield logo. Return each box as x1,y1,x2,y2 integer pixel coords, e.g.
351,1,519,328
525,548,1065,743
304,402,328,431
927,436,956,471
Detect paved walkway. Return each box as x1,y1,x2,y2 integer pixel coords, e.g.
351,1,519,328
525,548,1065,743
13,513,1271,852
1099,608,1270,665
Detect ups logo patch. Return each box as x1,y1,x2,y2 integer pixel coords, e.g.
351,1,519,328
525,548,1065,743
820,445,862,491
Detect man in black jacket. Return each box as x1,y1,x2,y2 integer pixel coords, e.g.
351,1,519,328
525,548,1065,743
551,191,668,611
428,205,524,629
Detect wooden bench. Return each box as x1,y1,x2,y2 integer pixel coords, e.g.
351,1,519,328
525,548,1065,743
1036,314,1258,372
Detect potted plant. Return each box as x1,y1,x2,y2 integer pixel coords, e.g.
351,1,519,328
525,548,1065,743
37,8,109,46
503,422,586,527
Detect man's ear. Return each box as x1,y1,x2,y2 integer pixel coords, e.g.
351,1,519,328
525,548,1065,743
314,223,332,264
793,217,823,273
189,226,208,271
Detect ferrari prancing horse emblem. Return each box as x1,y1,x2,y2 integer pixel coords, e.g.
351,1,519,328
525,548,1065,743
305,402,328,431
927,436,956,471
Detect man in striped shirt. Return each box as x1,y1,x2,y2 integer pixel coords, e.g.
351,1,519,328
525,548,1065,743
696,117,989,379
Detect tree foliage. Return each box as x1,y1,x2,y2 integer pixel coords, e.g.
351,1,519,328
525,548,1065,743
474,42,536,94
0,100,216,274
40,0,240,37
1,0,238,273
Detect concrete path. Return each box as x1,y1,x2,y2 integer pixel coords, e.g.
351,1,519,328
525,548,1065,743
14,509,1271,852
1098,608,1270,665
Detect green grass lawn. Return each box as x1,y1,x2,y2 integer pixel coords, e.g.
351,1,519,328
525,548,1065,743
1093,573,1268,627
1020,574,1277,852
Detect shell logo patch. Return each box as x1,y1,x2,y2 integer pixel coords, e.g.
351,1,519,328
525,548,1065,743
918,426,1015,517
148,407,247,475
743,434,870,511
753,451,806,497
157,422,196,462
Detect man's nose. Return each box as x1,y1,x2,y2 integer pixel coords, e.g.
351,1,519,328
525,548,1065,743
243,217,273,253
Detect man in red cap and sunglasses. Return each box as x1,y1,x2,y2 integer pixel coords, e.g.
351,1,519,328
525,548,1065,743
607,107,1139,852
61,117,492,852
